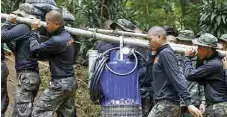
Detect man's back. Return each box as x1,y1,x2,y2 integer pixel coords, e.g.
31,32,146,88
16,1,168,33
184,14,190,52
1,23,38,71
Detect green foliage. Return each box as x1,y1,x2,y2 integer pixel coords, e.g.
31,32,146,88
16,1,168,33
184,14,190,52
178,1,200,33
129,0,177,30
75,65,101,117
199,0,227,37
1,0,25,13
39,65,51,91
39,64,100,117
2,0,227,116
50,0,201,58
56,0,103,60
121,0,200,32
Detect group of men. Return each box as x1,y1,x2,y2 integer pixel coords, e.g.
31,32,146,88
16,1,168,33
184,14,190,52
1,1,77,117
1,1,227,117
96,19,227,117
148,27,227,117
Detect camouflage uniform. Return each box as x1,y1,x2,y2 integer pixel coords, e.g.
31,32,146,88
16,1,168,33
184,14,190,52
176,31,206,106
1,60,9,117
185,33,227,117
175,30,206,117
204,102,227,117
1,6,42,116
147,100,181,117
110,19,137,32
219,34,227,49
12,71,40,117
147,42,192,117
25,0,58,11
96,19,137,52
137,48,154,117
29,21,77,116
220,34,227,42
176,54,206,117
32,77,76,117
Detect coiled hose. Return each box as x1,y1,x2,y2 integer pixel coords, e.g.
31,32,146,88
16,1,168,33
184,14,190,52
89,47,147,104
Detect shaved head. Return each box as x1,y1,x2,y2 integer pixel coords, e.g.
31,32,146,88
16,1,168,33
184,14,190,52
45,10,64,32
148,26,166,40
46,10,64,26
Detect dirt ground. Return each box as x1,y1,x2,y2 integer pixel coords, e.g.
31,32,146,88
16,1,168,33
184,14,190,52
4,55,47,117
3,55,100,117
4,55,17,117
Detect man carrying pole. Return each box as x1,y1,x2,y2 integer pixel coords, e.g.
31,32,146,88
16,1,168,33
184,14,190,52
30,10,77,117
184,33,227,117
147,26,202,117
1,3,43,116
174,30,206,116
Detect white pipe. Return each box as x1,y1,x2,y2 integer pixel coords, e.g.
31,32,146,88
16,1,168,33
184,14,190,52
1,13,227,55
88,28,147,38
1,13,149,48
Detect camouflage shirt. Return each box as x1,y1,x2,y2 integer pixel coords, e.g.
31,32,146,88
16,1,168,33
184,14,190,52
175,53,205,106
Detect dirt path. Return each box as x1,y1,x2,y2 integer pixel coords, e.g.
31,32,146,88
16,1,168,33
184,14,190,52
5,55,17,117
3,54,99,117
4,55,48,117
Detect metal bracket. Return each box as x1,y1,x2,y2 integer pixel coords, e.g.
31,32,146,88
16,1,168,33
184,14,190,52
119,36,124,60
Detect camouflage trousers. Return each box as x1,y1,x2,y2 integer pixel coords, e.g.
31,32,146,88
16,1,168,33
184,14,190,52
180,103,201,117
32,76,76,117
147,100,181,117
141,95,153,117
1,61,9,117
12,70,40,117
204,102,227,117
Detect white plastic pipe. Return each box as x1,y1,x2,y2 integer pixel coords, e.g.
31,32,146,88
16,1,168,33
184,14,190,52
1,13,227,55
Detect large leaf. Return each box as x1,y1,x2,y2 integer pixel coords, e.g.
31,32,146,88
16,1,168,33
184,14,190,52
216,16,222,25
211,13,217,22
199,0,227,37
222,15,226,24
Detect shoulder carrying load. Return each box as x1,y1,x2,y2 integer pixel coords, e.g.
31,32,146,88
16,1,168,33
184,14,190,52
13,3,44,17
25,0,59,12
1,13,227,55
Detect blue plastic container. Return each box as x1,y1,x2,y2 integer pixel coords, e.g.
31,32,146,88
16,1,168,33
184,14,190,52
100,50,141,106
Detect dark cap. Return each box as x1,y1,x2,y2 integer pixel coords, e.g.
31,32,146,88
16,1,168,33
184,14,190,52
176,30,195,41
